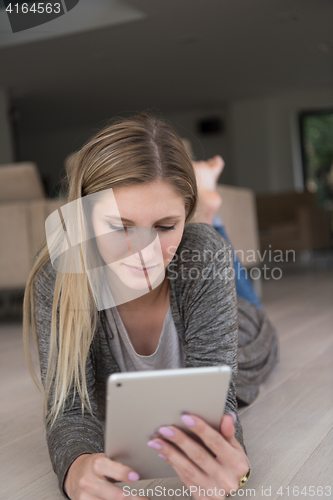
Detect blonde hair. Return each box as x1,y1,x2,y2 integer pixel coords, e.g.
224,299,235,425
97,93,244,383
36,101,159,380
23,112,198,427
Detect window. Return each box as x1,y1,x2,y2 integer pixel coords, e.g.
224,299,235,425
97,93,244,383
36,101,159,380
299,110,333,210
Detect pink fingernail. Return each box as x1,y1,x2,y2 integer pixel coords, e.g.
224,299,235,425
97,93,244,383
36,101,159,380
229,412,237,424
159,426,175,438
147,440,163,451
181,415,196,427
128,471,140,482
158,454,168,460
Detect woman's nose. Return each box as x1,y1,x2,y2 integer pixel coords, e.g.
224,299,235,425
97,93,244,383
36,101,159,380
138,241,156,264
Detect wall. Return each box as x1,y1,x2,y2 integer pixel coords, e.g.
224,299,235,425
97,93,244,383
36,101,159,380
18,106,234,196
228,97,271,193
0,88,14,164
18,122,98,196
164,106,235,186
228,88,333,194
16,88,333,196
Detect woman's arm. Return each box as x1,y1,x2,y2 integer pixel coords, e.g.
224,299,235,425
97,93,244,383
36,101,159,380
170,223,245,451
158,224,251,497
33,262,104,490
33,262,144,500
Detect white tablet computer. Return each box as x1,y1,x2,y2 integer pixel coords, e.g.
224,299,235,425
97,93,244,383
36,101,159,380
104,365,231,479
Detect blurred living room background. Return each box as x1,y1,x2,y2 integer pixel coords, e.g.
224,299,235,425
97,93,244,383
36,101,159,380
0,0,332,318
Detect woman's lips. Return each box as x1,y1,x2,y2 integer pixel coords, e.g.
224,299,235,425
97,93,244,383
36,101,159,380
123,263,158,275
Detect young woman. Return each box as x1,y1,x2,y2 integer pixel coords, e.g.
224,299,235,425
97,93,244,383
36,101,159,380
23,113,276,500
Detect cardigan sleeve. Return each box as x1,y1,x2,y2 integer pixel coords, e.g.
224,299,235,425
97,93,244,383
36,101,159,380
169,223,246,453
33,262,104,497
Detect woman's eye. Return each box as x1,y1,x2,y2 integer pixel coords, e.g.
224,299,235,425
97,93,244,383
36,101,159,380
107,223,127,231
156,224,176,232
107,223,176,232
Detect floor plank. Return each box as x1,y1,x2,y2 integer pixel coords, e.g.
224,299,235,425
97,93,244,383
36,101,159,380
239,344,333,499
285,428,333,497
5,472,62,500
0,428,53,499
238,310,333,411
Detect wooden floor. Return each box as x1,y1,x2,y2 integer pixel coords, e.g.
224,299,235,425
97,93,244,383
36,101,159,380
1,267,332,500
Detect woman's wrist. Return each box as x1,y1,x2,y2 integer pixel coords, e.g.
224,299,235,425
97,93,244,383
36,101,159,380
64,453,91,497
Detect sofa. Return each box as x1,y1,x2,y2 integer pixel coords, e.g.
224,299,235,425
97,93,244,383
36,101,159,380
0,163,65,291
256,190,332,253
215,184,260,268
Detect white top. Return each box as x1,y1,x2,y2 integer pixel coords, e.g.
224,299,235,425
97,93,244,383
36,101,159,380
105,306,185,371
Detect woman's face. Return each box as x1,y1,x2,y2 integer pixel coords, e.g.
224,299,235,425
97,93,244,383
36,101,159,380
91,180,186,291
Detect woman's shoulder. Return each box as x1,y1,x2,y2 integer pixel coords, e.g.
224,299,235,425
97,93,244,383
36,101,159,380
176,222,232,262
167,223,235,299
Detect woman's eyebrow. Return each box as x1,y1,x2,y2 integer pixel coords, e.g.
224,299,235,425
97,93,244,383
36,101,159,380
104,215,182,224
104,215,126,221
155,215,182,223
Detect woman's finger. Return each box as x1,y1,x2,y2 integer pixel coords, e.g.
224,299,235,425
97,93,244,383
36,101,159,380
219,414,239,445
153,425,221,478
179,414,234,460
77,455,147,500
148,436,208,486
92,455,140,483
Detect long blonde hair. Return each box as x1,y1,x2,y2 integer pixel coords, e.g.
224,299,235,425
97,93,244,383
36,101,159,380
23,112,198,427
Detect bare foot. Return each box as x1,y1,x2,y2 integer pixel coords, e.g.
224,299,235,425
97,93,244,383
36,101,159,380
193,155,225,191
193,155,225,224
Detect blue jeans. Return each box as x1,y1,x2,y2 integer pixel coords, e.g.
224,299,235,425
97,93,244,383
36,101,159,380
212,216,262,308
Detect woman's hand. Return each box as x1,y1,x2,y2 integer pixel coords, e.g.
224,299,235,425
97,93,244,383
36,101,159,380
147,413,250,500
64,453,148,500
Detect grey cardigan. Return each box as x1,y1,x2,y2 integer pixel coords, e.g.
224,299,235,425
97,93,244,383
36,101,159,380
33,223,251,495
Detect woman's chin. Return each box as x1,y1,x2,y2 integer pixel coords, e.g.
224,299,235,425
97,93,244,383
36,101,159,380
118,276,151,291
